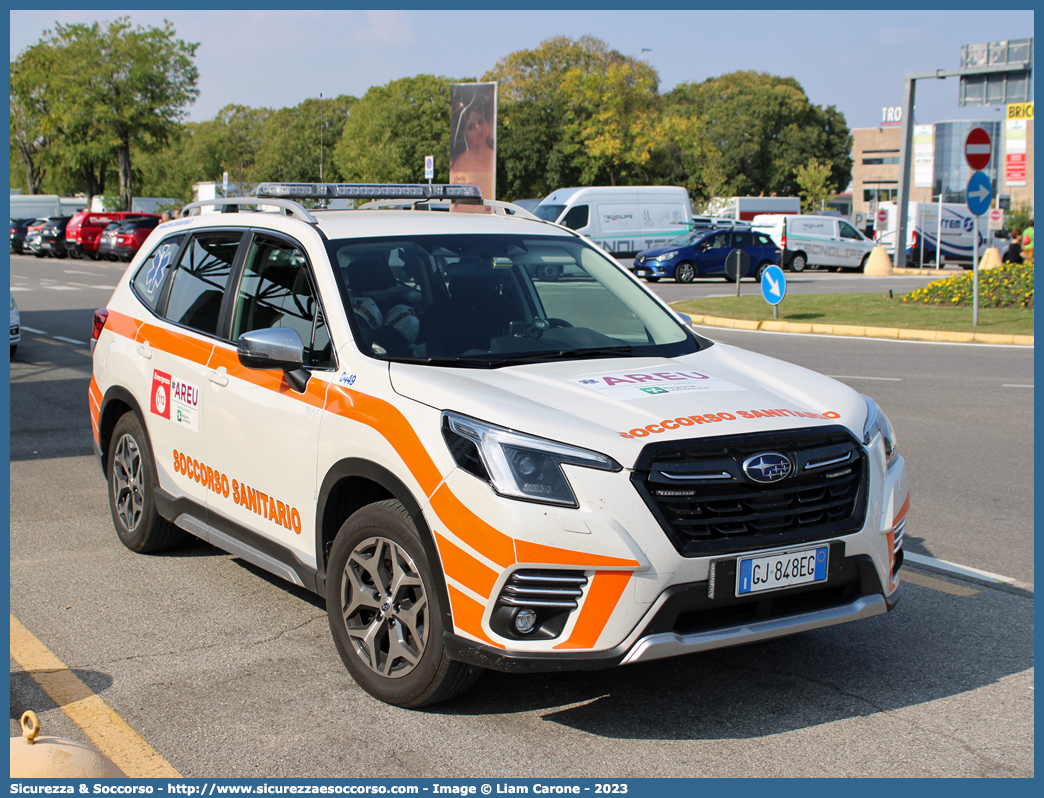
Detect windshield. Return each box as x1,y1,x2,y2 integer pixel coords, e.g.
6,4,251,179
326,233,703,367
532,204,565,222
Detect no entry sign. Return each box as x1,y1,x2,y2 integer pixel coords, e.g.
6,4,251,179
964,127,992,171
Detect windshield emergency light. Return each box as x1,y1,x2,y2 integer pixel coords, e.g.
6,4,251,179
254,183,484,204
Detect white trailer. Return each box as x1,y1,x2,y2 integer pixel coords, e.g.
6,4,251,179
9,194,88,219
714,196,801,221
875,201,993,268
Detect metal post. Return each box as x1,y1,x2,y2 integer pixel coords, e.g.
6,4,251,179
973,215,980,325
895,76,917,271
319,93,324,182
937,193,943,268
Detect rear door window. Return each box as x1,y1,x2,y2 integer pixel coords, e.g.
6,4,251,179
163,232,243,336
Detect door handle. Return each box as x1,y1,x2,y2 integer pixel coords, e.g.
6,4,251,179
206,366,229,387
136,341,152,359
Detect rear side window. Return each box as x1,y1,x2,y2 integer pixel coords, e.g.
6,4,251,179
131,235,185,311
756,233,774,246
733,232,755,247
164,232,242,336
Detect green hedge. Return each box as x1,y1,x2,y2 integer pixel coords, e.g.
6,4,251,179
902,263,1034,309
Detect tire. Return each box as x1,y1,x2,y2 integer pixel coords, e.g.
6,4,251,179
756,261,773,281
858,253,869,273
10,345,17,357
538,263,561,282
326,499,482,708
674,261,695,283
107,413,185,553
789,253,806,272
644,276,660,283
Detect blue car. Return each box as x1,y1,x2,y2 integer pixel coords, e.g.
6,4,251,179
632,228,782,283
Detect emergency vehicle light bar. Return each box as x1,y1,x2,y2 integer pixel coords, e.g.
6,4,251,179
254,183,484,204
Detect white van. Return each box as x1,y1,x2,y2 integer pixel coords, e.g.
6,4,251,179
752,214,875,272
533,186,692,256
875,201,991,268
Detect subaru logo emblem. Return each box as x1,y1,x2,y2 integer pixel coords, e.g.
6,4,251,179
742,452,793,483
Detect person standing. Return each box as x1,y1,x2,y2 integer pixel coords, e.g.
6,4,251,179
1004,228,1023,264
1021,219,1034,263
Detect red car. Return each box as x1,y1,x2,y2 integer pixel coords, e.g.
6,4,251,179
111,216,162,261
65,211,157,259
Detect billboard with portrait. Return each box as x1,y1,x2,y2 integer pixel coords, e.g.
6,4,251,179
450,83,497,201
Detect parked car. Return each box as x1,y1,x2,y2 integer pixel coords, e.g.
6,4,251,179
632,227,782,283
24,218,51,257
111,216,162,261
10,293,20,356
96,222,124,261
39,216,72,258
65,211,155,259
10,218,36,254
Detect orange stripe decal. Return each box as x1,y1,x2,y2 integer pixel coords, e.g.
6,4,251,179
447,586,503,648
893,494,910,528
515,539,638,569
429,484,516,568
434,532,499,600
553,571,632,650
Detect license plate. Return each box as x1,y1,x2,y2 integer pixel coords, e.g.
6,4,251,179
636,270,648,276
736,545,828,595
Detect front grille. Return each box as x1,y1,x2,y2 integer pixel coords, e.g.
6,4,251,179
632,426,868,557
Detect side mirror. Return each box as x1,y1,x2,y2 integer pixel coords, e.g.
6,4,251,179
237,328,310,392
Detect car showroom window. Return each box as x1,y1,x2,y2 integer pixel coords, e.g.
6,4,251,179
163,232,242,336
231,235,333,368
130,235,185,311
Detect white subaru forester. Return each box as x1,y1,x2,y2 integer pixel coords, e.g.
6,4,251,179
89,184,908,708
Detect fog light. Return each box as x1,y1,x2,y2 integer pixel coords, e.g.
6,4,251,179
514,608,538,634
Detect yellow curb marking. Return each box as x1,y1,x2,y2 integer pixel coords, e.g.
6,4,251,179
10,614,181,778
900,571,980,596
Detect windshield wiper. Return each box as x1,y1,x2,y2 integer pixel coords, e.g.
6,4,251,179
489,346,634,364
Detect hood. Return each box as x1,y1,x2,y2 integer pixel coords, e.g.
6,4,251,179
635,244,684,260
390,345,869,468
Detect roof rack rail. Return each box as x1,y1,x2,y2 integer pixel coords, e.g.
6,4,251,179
254,182,484,205
356,198,540,220
181,197,318,224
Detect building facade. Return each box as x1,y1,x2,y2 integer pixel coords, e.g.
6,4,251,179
850,113,1034,230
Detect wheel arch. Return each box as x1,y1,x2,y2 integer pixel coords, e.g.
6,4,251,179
98,385,149,479
315,459,452,629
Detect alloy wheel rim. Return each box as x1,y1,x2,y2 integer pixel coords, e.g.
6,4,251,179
112,433,144,531
341,536,428,679
677,263,694,282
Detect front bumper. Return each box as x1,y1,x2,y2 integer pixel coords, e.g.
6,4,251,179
632,259,670,278
445,549,898,673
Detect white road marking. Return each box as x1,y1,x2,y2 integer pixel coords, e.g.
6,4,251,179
53,336,85,345
903,552,1016,586
10,287,34,292
62,270,99,276
829,375,902,381
68,282,118,289
20,326,46,334
43,285,79,291
1003,384,1033,389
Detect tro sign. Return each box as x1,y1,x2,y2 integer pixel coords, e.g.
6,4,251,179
964,127,992,171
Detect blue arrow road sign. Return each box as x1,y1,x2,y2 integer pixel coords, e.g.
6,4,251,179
760,265,786,306
966,171,992,216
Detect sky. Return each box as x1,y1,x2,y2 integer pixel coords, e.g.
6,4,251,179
8,8,1035,131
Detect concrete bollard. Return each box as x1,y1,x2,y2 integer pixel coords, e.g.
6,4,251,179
10,710,126,778
979,247,1003,270
864,246,893,276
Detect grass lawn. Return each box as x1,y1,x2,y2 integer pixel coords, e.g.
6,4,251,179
672,293,1035,336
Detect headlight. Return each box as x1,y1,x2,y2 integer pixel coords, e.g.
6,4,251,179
863,396,898,467
443,411,620,507
653,251,678,262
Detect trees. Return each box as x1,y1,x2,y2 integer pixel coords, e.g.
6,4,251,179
485,36,661,198
255,95,355,183
11,17,199,210
333,76,455,184
665,72,852,203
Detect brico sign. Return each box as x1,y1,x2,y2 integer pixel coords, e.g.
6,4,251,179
881,106,903,126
